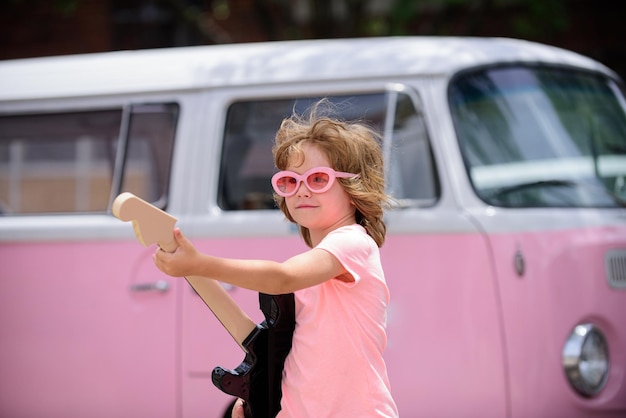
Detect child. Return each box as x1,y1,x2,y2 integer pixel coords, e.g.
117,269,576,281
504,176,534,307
153,101,399,417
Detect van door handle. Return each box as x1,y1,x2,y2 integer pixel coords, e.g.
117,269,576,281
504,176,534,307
129,280,170,293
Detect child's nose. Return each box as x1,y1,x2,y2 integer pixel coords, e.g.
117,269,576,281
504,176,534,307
296,180,312,196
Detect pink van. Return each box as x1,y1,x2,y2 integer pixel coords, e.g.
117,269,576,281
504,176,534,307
1,37,625,417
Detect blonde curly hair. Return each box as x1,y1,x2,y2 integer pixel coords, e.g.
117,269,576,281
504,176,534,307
272,100,389,248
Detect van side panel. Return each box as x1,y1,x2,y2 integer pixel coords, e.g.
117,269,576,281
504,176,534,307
382,232,508,417
0,239,178,418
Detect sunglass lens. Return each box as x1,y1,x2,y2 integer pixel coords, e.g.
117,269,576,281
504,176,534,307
276,175,297,194
306,172,330,191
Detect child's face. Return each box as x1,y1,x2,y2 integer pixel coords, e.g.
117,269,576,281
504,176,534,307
284,143,356,239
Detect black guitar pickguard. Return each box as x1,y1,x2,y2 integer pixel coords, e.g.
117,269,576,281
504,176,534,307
212,293,295,418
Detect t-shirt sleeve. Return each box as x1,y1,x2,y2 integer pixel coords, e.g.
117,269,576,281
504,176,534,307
315,226,371,286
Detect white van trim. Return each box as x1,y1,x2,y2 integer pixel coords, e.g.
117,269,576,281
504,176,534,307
0,37,614,104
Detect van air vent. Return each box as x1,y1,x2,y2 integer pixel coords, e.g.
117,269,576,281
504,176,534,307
606,250,626,289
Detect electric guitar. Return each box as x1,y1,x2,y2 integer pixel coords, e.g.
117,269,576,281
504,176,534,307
112,192,294,418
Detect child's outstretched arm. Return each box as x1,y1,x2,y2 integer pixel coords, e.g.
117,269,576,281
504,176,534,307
153,228,350,294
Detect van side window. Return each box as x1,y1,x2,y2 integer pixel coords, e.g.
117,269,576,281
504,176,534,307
218,95,386,211
218,101,285,210
387,91,440,206
120,104,178,208
0,103,177,214
218,92,439,211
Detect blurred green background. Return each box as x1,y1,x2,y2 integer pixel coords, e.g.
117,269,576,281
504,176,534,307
1,0,624,81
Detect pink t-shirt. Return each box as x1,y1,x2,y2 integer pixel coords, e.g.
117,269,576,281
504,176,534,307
277,224,398,417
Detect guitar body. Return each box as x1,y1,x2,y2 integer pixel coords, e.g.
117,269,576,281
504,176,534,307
213,293,295,418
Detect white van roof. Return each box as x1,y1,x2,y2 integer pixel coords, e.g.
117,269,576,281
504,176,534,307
0,36,616,101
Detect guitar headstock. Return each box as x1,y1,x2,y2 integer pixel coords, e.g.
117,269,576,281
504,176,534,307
112,192,178,252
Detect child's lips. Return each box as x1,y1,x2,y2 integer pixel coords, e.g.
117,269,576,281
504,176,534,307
296,203,317,209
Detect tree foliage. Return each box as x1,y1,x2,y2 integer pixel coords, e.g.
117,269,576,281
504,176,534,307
5,0,572,44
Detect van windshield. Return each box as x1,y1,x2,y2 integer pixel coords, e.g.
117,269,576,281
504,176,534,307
450,66,626,208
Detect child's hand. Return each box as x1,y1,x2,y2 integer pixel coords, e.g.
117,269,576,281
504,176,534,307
231,398,246,418
152,228,200,277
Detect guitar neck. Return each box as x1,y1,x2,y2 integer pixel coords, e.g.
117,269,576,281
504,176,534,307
184,275,257,350
158,244,257,349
